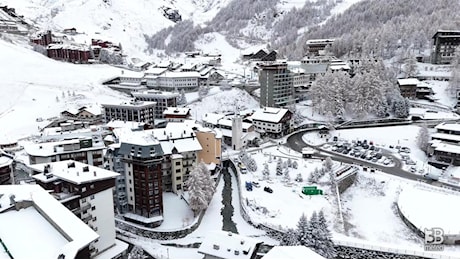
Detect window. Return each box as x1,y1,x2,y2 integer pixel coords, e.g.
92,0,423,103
129,188,132,192
129,180,132,184
176,176,181,181
90,184,95,189
82,187,87,192
81,198,86,203
90,195,95,200
92,217,97,221
175,161,181,166
175,169,181,173
91,206,96,211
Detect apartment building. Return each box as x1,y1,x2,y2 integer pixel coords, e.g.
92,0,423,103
428,122,460,167
102,100,156,124
0,150,14,185
306,38,335,56
132,90,179,119
111,122,203,227
29,160,127,258
258,62,295,108
0,185,100,259
25,136,105,167
431,30,460,64
250,107,293,138
146,71,200,91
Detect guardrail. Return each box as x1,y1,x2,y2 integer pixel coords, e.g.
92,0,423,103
333,238,459,259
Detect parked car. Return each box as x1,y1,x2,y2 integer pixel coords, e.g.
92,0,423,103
252,181,260,188
333,136,338,142
264,186,273,193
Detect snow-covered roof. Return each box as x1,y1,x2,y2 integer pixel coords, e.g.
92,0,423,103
163,107,191,116
299,63,328,74
431,133,460,142
250,107,290,123
202,113,226,125
119,70,144,78
198,231,261,259
102,100,156,108
132,90,179,99
241,44,268,56
306,38,335,44
218,118,253,130
0,153,13,168
398,186,460,235
172,138,202,153
263,246,325,259
144,67,168,76
30,160,119,185
397,78,420,86
80,105,101,116
160,71,201,78
435,122,460,132
433,142,460,154
0,185,98,259
24,137,105,157
105,120,146,130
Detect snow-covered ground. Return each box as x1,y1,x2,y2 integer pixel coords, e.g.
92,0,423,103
0,38,129,142
187,87,259,122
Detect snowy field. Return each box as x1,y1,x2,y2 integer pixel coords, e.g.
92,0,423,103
0,38,130,142
187,87,259,122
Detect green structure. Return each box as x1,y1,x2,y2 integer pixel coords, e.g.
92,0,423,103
302,186,323,196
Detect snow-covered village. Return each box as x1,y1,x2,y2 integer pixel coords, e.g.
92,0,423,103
1,0,460,259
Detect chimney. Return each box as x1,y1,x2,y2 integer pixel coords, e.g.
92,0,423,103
94,171,97,177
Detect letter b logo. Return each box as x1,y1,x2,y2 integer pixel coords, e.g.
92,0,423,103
425,228,444,244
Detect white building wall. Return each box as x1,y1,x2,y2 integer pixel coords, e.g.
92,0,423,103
125,161,135,208
88,188,116,256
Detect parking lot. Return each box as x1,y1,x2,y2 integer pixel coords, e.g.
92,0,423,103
322,138,396,167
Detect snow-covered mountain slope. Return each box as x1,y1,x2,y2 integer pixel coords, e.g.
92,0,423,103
1,0,363,60
0,37,129,141
0,0,232,59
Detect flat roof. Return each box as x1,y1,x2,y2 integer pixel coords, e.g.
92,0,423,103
435,122,460,132
0,185,98,259
24,137,105,157
161,71,201,78
102,100,156,108
29,160,119,185
132,90,179,99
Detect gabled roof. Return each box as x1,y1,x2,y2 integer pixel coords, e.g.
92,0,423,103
250,107,291,123
198,231,261,259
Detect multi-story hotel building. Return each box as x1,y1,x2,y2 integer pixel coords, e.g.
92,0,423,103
132,90,179,119
24,136,105,167
258,62,295,108
29,160,127,258
102,100,156,124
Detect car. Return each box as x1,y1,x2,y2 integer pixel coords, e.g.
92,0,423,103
369,145,375,151
406,160,416,165
331,146,338,151
363,144,369,149
333,136,338,142
409,166,416,173
252,181,260,188
375,153,383,159
389,145,394,149
369,141,374,145
395,145,401,150
264,186,273,193
383,159,391,165
240,168,247,174
371,158,378,163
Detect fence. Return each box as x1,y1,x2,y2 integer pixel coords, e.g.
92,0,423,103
333,237,459,259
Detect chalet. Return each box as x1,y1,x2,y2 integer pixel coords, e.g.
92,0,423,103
47,44,91,64
250,107,293,138
63,27,77,35
198,231,262,259
306,38,335,56
397,78,419,99
163,107,191,122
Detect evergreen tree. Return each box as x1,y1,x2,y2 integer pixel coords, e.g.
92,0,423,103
295,173,303,182
323,157,333,172
316,210,337,258
404,56,418,78
417,124,430,153
198,161,216,204
281,228,300,246
304,212,318,247
292,160,298,169
287,158,292,168
185,167,208,216
296,213,310,246
128,246,147,259
276,158,283,176
283,169,290,183
262,163,270,180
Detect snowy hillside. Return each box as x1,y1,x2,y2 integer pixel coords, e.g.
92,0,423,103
0,0,232,59
0,37,129,141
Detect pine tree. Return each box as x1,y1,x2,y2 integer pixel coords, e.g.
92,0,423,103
404,56,418,78
296,213,309,246
276,158,283,176
283,169,290,183
316,210,337,258
287,158,292,168
198,161,216,204
417,124,430,153
295,173,303,182
323,157,333,172
292,160,298,169
281,228,300,246
185,167,208,216
128,246,147,259
262,163,270,180
308,168,320,183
